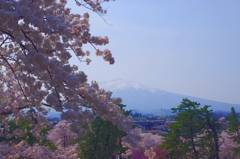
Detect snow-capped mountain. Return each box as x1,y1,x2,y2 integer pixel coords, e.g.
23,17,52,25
99,78,240,115
99,78,160,92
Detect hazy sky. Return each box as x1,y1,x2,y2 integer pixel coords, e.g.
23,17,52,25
68,1,240,104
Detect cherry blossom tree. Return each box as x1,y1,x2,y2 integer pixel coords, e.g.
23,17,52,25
47,120,77,148
0,0,139,156
219,130,240,159
121,132,166,159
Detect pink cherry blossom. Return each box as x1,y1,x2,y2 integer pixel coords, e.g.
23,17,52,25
0,0,138,156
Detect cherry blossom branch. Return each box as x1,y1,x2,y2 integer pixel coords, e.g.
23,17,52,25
1,29,62,112
0,105,28,115
75,0,113,26
21,29,38,52
0,55,29,103
67,42,83,63
0,29,28,56
21,27,64,111
0,36,9,47
46,68,63,112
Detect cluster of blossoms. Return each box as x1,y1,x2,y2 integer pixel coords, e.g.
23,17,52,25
0,0,139,156
218,130,240,158
0,141,79,159
121,147,167,159
121,132,167,159
47,120,78,148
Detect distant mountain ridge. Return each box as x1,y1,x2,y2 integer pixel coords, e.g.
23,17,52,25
99,79,240,115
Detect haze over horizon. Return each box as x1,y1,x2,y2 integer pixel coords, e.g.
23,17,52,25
68,1,240,105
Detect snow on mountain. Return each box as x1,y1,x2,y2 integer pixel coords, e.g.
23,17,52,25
99,78,160,92
98,78,240,115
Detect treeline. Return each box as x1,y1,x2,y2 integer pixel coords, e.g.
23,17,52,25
2,99,239,159
160,98,240,159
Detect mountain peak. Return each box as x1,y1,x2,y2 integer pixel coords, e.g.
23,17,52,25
98,78,160,92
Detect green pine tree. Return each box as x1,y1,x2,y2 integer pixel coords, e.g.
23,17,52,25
161,98,206,159
161,98,221,159
199,106,221,159
78,104,131,159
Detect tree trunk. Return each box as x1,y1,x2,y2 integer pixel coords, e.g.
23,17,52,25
206,117,219,159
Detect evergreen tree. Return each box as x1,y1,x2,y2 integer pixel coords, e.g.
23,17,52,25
78,104,131,159
200,106,221,159
161,99,222,159
161,98,206,159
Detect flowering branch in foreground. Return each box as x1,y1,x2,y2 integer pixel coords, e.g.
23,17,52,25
0,0,139,157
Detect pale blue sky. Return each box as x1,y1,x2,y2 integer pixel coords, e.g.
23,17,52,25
68,1,240,104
